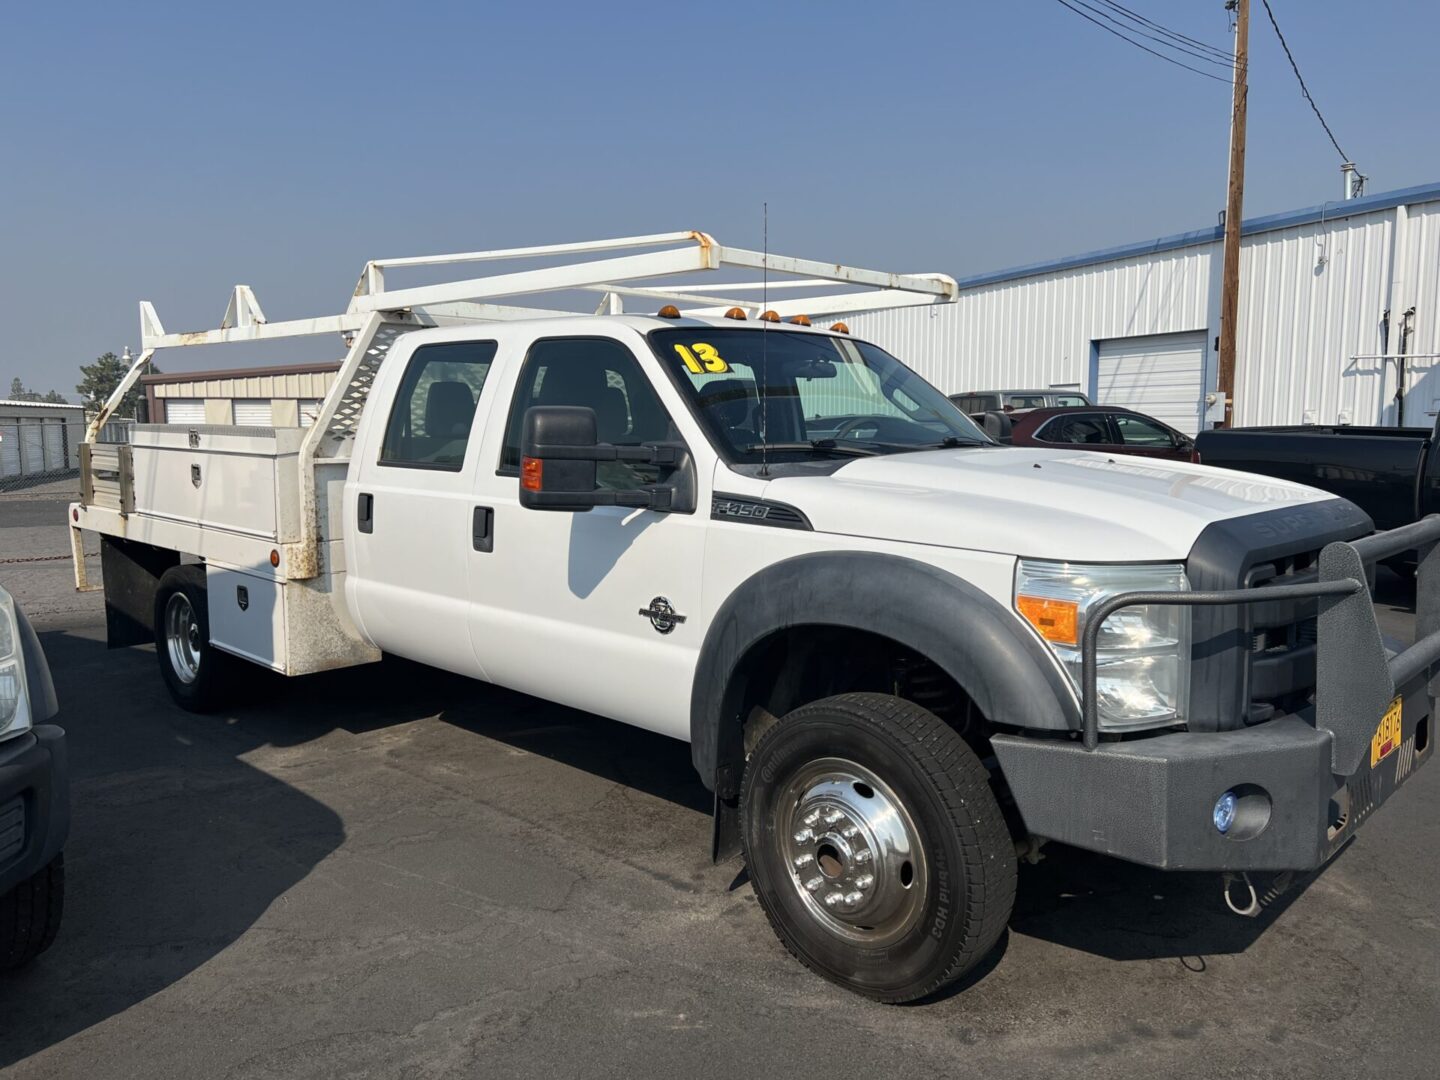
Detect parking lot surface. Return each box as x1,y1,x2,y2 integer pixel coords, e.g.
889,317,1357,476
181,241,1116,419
2,486,1437,1079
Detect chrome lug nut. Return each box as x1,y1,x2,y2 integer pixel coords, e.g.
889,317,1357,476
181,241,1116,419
804,876,823,893
793,828,814,844
841,825,860,839
854,874,874,890
823,892,844,908
844,891,863,905
854,848,872,864
793,853,814,869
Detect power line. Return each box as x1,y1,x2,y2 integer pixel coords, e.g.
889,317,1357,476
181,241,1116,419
1049,0,1235,84
1068,0,1236,69
1259,0,1350,161
1093,0,1234,61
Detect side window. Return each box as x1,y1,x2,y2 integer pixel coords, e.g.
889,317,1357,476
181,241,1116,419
500,337,674,489
1114,414,1177,446
379,341,497,470
1037,413,1111,445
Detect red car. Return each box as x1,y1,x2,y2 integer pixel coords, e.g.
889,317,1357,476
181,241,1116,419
983,405,1195,461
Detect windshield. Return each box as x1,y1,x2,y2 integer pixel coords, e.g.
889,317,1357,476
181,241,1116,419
648,328,989,464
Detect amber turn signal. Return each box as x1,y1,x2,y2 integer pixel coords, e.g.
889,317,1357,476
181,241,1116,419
1016,595,1079,647
521,456,543,491
831,322,850,334
724,307,747,320
657,304,681,318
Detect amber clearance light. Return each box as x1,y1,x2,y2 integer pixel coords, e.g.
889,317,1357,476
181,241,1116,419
521,456,543,491
1016,595,1079,647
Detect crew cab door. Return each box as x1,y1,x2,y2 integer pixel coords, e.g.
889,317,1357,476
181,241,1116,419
466,334,707,739
346,337,500,677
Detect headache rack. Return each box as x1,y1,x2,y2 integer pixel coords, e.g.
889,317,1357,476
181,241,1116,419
1081,516,1440,774
76,231,957,585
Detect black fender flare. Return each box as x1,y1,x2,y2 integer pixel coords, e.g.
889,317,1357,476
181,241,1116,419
690,551,1080,794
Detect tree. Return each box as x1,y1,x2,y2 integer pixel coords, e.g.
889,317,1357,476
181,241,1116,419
43,390,67,403
76,351,158,419
6,377,59,403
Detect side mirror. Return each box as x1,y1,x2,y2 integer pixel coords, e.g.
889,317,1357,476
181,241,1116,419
518,405,694,513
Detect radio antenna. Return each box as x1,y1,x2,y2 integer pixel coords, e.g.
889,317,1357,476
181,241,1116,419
759,201,770,478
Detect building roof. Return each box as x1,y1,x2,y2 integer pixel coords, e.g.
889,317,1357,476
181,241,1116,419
0,398,84,411
954,179,1440,291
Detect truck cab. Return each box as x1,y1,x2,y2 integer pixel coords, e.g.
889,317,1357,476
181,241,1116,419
69,234,1438,1003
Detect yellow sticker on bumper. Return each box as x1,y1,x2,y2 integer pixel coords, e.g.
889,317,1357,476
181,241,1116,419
1371,697,1403,768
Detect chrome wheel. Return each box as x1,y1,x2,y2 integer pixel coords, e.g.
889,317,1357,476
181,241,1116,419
164,591,202,685
779,757,928,948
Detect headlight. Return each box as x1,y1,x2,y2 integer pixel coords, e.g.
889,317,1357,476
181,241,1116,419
0,587,32,737
1014,561,1190,733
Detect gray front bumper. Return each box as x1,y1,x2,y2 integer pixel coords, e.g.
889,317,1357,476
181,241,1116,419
993,700,1430,871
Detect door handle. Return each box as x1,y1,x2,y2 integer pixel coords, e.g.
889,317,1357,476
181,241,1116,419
358,492,374,534
472,505,494,552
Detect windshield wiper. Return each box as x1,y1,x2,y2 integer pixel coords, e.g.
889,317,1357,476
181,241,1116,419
736,440,880,458
932,435,989,448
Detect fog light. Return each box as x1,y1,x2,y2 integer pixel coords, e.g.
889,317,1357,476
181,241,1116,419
1213,790,1238,834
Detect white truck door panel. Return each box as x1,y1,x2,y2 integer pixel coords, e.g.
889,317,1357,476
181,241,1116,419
347,339,500,678
467,334,708,740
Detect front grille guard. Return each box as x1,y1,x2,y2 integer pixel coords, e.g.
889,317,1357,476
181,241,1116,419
1081,515,1440,768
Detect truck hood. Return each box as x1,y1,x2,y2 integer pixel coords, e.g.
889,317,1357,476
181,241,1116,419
764,447,1343,562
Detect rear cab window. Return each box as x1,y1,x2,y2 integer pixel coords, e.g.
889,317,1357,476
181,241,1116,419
380,341,497,469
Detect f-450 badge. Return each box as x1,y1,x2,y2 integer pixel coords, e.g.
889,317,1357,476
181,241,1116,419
639,597,686,635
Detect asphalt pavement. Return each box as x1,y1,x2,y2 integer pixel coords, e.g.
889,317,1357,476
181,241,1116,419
1,484,1436,1079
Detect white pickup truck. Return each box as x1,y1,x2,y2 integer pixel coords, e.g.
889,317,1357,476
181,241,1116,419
71,233,1436,1002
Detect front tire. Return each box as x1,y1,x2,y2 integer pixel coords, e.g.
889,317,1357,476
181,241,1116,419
154,565,230,712
0,854,64,970
741,693,1016,1003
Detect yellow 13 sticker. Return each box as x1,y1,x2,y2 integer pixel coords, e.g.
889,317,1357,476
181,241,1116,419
674,342,729,374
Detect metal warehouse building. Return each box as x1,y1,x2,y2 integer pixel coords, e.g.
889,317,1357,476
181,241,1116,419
0,399,85,488
824,181,1440,435
141,360,341,427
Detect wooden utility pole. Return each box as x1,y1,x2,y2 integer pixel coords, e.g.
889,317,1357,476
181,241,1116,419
1217,0,1249,427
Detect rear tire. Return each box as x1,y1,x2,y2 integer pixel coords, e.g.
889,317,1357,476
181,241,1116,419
741,693,1016,1003
154,565,231,712
0,854,64,970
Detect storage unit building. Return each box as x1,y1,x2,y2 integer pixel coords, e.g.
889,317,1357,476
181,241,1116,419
0,399,85,488
820,181,1440,433
142,361,342,427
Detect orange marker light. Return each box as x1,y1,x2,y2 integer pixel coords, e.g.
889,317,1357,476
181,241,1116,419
521,456,543,491
1016,595,1079,646
724,307,747,320
787,314,812,326
657,304,681,318
759,310,781,323
270,549,280,568
831,322,850,334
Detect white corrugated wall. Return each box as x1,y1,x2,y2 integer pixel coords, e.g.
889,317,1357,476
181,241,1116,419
818,191,1438,429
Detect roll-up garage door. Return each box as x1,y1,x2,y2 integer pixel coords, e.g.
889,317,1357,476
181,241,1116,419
42,419,66,470
164,400,205,425
0,424,19,477
20,420,44,472
1094,332,1207,436
233,400,274,427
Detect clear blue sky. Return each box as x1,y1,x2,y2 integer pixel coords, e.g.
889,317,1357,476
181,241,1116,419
3,0,1436,396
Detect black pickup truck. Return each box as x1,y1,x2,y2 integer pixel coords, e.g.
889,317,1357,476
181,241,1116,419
1194,417,1440,532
